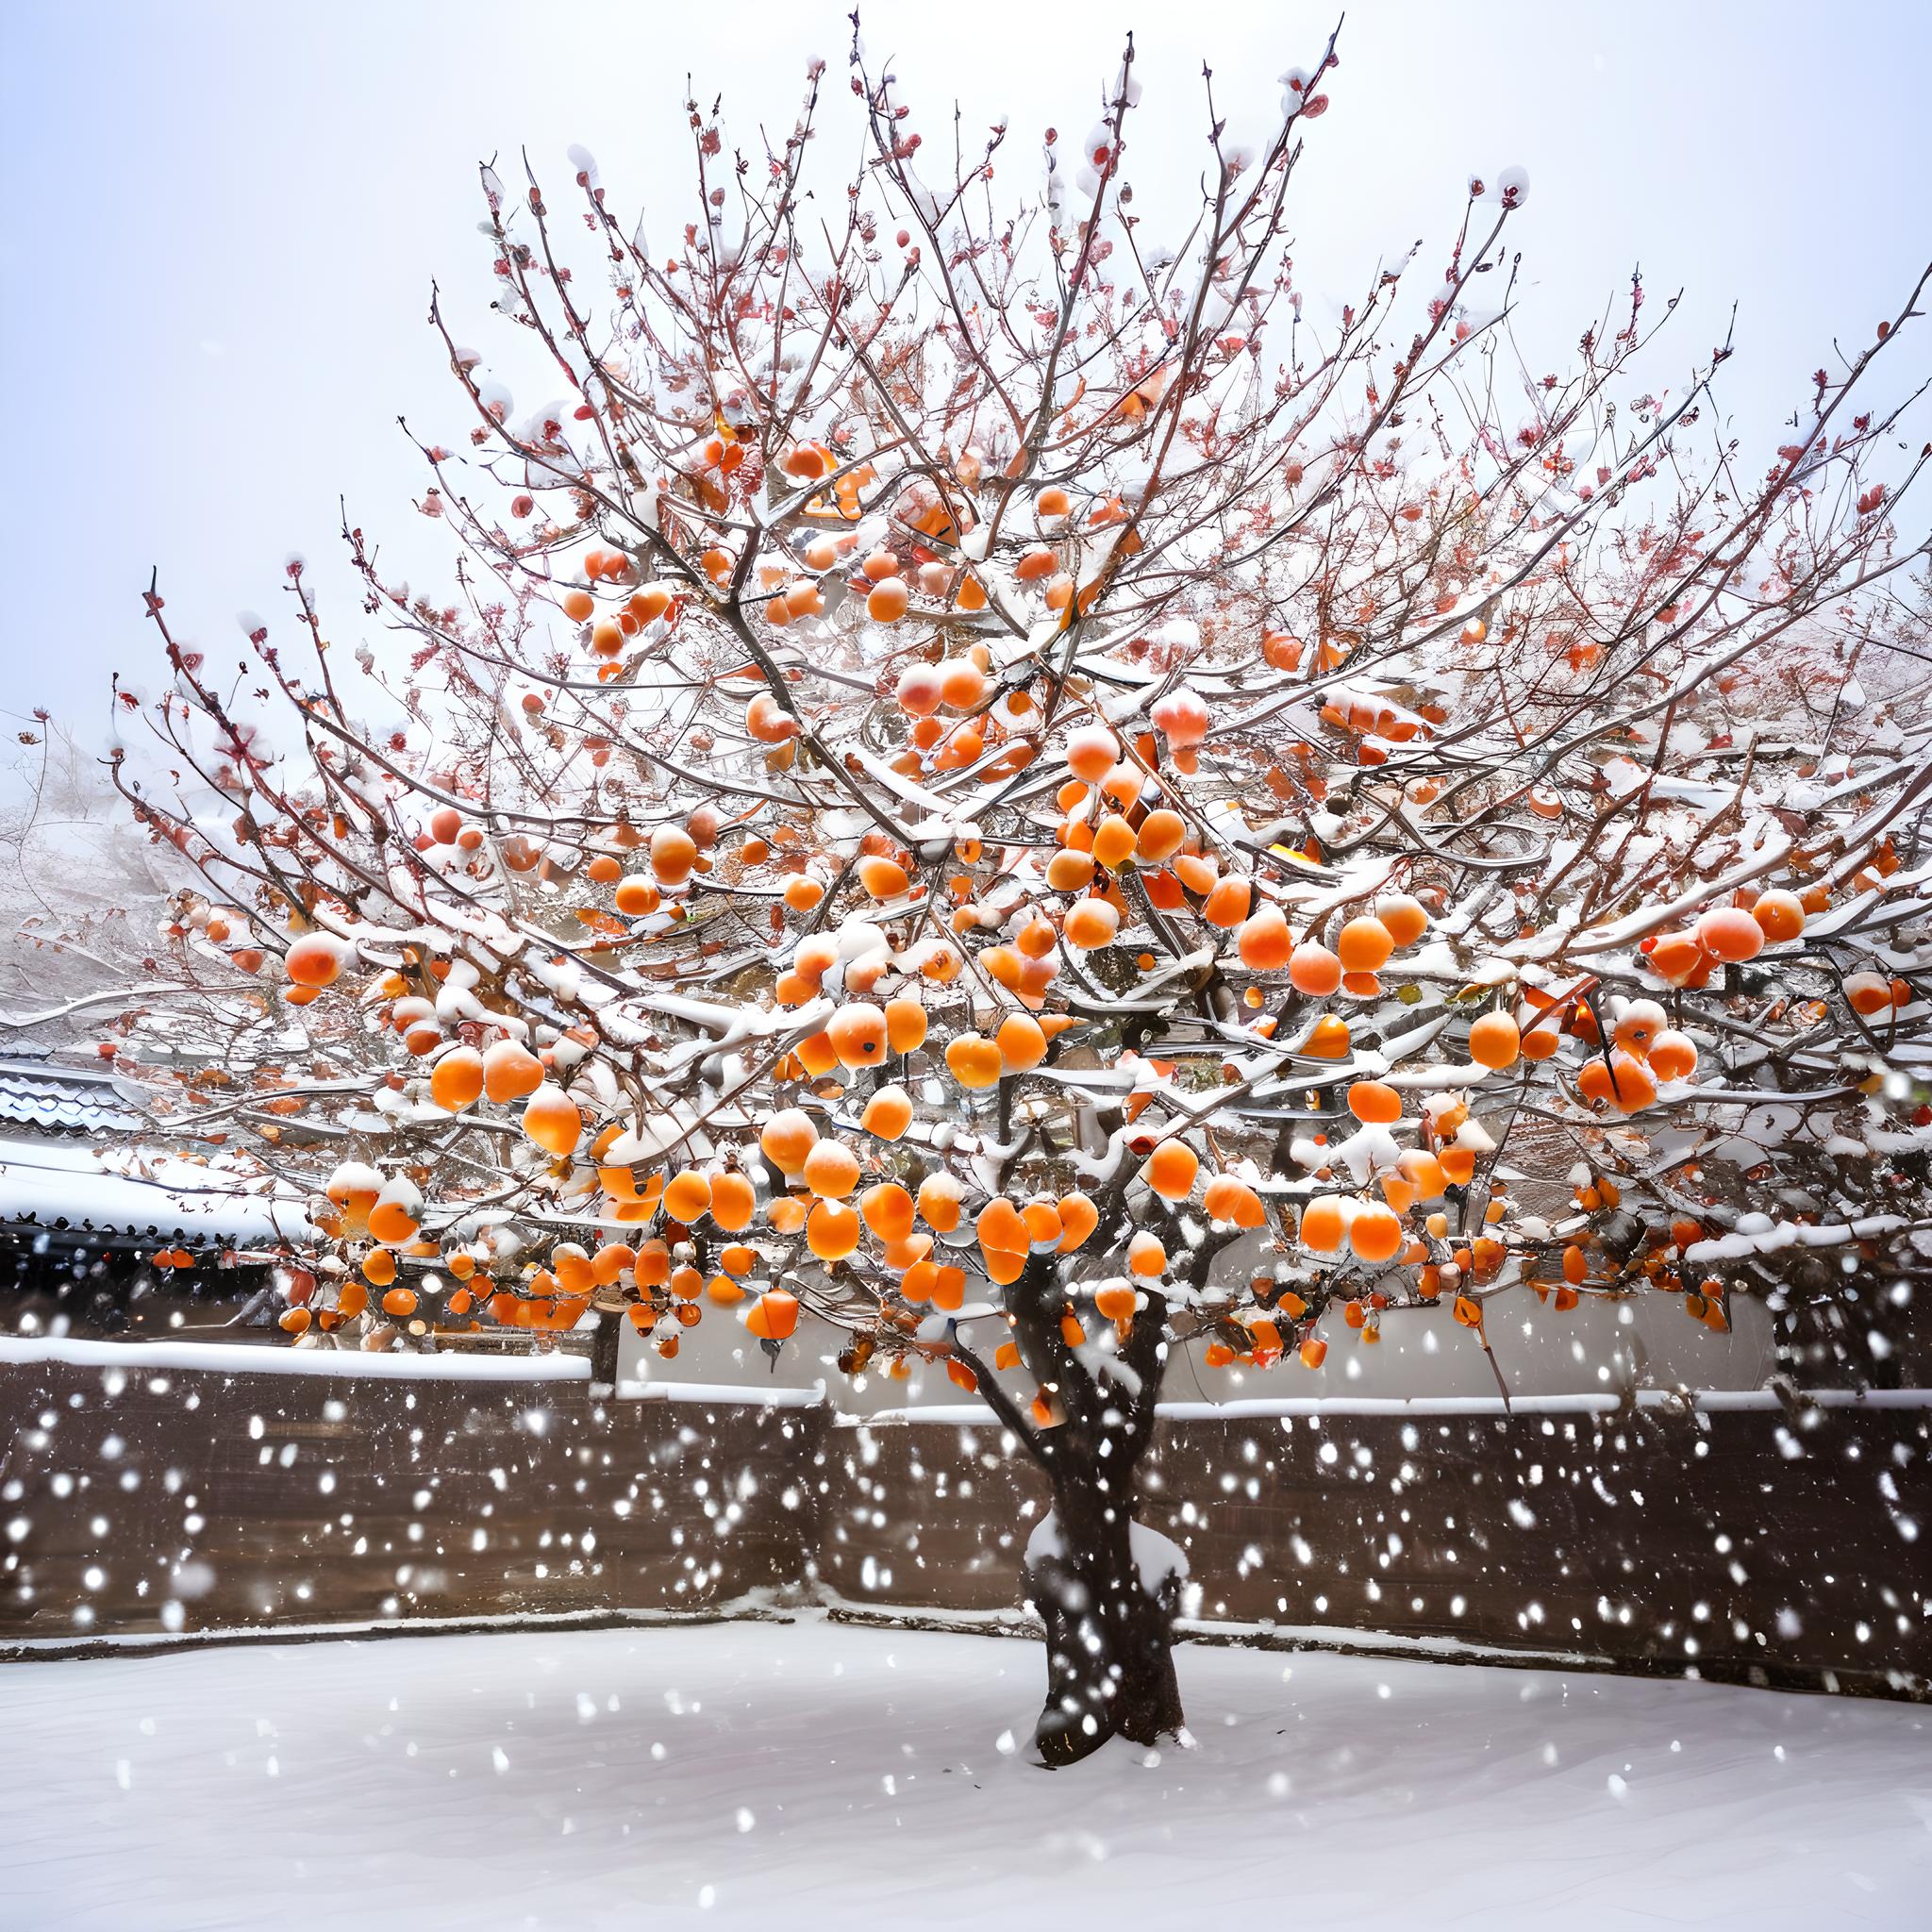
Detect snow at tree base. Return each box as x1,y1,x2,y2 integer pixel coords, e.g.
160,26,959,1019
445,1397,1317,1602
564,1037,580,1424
3,1623,1928,1930
5,5,1928,1795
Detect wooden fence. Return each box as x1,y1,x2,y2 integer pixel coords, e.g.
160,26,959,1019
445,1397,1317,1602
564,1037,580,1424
3,1341,1925,1699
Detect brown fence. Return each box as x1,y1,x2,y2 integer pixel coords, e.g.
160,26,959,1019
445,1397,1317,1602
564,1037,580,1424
3,1346,1926,1698
823,1396,1932,1698
0,1349,818,1638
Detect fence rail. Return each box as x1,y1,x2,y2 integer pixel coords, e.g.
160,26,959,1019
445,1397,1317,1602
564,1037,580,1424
3,1348,1924,1698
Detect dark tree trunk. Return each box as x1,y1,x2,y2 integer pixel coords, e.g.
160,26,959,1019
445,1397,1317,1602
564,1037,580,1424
952,1251,1191,1766
1025,1471,1185,1766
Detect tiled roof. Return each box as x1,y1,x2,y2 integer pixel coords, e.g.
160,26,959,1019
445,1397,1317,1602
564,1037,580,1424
0,1136,318,1249
0,1060,316,1253
0,1058,145,1138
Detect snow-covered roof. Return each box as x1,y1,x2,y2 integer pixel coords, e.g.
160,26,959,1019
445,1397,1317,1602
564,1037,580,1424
0,1134,316,1252
0,1334,589,1382
0,1058,144,1138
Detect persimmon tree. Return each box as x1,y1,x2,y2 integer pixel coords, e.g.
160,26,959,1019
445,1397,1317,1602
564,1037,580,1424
58,22,1932,1762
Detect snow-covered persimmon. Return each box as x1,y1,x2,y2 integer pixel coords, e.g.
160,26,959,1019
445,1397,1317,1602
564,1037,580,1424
745,692,798,744
1135,808,1186,863
428,1047,484,1112
1375,894,1430,946
1751,889,1807,942
1468,1012,1521,1070
1335,916,1395,974
1348,1202,1403,1263
915,1173,964,1233
1237,904,1293,970
476,1042,544,1105
1843,971,1894,1016
826,1002,888,1068
801,1140,861,1199
1201,876,1252,928
285,932,345,988
1578,1054,1657,1113
1141,1141,1199,1200
944,1034,1004,1089
1064,725,1117,782
1150,688,1209,748
650,825,697,884
1647,1031,1697,1080
1202,1174,1265,1227
521,1084,583,1156
1288,942,1342,996
866,577,909,625
1298,1198,1346,1254
1695,906,1765,963
896,664,943,716
857,855,909,899
758,1108,817,1176
1613,999,1669,1055
1062,899,1120,950
938,659,987,708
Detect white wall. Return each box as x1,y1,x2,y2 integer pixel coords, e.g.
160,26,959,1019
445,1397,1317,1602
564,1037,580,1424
616,1284,1775,1411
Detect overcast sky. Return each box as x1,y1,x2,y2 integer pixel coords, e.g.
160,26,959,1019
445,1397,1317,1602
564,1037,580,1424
3,0,1928,762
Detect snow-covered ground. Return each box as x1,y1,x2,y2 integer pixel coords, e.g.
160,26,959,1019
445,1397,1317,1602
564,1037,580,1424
2,1620,1926,1930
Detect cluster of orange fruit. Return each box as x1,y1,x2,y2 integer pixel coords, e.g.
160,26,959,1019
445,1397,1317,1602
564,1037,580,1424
1529,1180,1735,1334
747,473,1131,641
265,524,1920,1382
1641,891,1807,988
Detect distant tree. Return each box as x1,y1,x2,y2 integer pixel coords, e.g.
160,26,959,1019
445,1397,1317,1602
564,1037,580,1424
39,22,1932,1760
0,723,183,1053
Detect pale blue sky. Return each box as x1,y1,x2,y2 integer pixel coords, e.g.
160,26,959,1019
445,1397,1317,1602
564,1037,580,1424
3,0,1928,748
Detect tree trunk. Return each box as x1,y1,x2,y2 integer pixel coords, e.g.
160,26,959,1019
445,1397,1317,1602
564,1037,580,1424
978,1253,1187,1766
1024,1470,1185,1767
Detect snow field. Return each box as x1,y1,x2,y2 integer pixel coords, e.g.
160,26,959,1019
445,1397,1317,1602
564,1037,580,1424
1,1619,1926,1930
